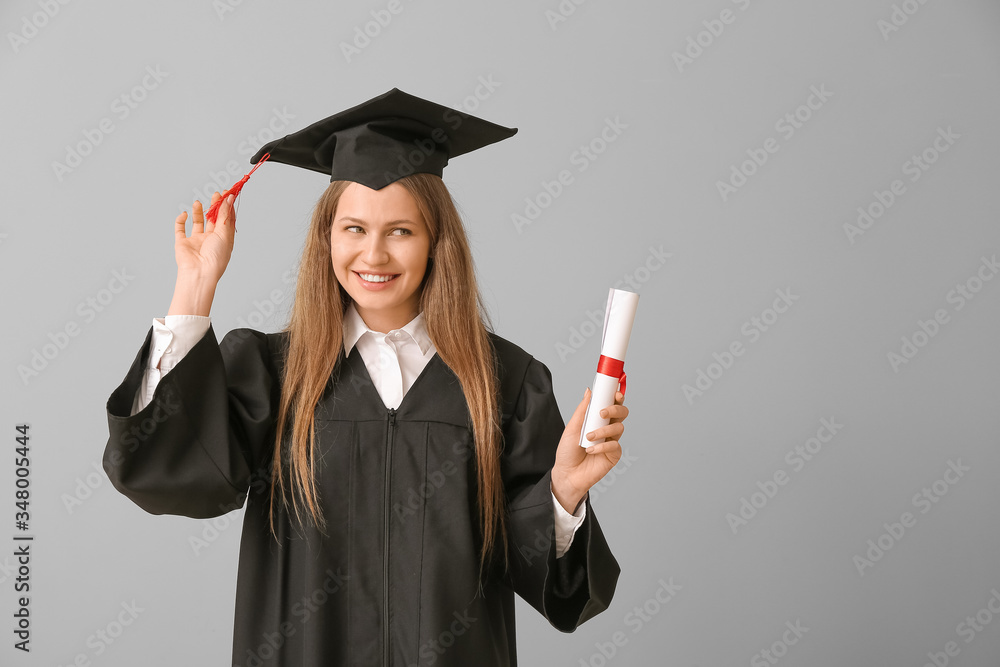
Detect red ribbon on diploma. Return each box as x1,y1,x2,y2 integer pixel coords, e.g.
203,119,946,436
596,355,626,397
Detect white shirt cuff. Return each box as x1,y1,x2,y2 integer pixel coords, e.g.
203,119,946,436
153,315,211,373
551,485,587,559
132,315,211,416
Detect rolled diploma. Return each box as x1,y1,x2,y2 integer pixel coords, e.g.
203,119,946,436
579,288,639,448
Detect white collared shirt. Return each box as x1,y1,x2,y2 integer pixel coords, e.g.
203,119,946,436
341,301,436,410
131,304,586,557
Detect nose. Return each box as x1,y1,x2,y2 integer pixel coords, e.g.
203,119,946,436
360,231,389,265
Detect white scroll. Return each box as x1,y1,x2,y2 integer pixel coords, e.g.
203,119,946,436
579,288,639,448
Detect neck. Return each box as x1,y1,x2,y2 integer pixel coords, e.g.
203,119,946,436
354,304,419,333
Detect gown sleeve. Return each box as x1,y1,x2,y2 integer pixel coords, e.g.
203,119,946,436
502,356,621,632
103,323,279,519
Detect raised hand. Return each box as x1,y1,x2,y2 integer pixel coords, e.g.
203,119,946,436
167,192,237,317
174,192,237,285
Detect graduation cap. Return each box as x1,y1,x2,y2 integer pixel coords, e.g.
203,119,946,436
206,88,518,223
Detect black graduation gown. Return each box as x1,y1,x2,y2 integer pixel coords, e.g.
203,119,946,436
103,323,620,666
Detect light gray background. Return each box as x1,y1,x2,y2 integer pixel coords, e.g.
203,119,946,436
2,0,999,665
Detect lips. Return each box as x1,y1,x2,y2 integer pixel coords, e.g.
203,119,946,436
354,271,399,284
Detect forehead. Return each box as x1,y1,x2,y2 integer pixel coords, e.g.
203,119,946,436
336,181,423,221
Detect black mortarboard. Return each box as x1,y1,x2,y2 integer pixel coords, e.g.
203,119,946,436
254,87,516,189
206,88,517,223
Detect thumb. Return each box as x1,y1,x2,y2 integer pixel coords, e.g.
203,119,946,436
218,195,236,234
567,387,591,434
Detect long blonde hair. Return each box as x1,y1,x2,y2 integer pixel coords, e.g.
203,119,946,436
268,173,508,580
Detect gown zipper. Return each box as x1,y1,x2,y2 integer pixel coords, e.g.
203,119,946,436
384,407,396,667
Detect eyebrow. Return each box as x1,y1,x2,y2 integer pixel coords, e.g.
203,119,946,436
336,216,417,226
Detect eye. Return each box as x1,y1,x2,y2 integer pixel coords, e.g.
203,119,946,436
390,228,412,236
345,225,364,233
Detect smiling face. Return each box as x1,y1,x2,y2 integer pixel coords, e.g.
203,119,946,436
331,181,432,333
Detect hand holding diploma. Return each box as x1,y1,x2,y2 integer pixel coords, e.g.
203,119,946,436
551,288,638,513
552,388,628,513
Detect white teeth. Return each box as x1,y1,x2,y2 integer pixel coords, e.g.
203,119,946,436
358,273,396,283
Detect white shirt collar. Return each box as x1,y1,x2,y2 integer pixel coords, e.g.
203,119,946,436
343,301,432,355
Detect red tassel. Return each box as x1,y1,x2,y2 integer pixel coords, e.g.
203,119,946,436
205,152,270,224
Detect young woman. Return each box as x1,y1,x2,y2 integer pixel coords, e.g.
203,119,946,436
104,89,629,667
